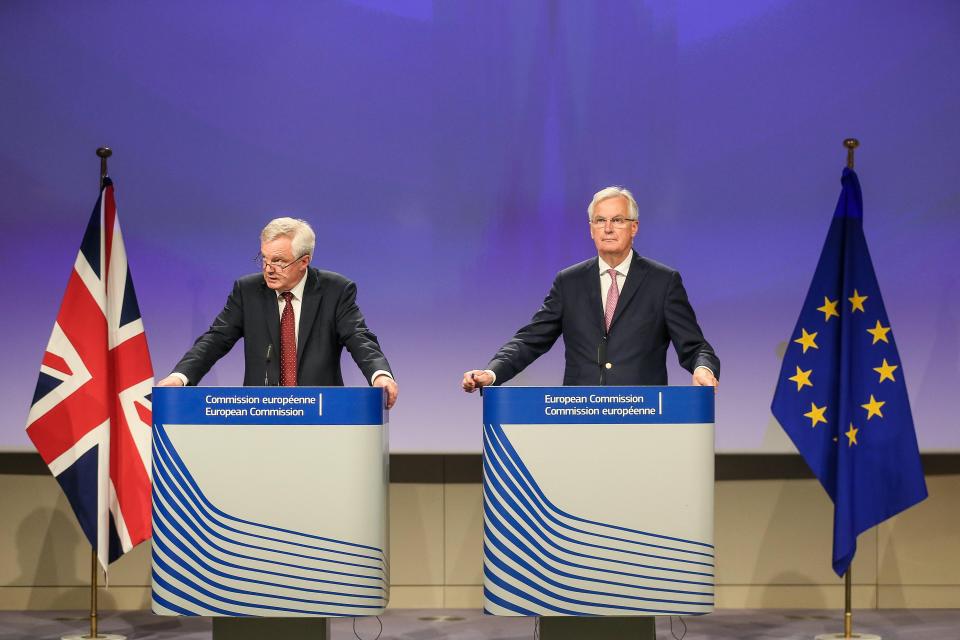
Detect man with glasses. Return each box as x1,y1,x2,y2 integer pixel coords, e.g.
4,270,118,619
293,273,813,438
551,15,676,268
158,217,398,408
462,186,718,392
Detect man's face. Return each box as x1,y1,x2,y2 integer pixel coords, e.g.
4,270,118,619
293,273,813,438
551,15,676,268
589,196,638,259
260,236,309,291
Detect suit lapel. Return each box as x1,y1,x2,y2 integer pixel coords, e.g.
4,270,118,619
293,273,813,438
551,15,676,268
262,282,281,354
584,258,604,333
609,251,647,331
297,268,322,364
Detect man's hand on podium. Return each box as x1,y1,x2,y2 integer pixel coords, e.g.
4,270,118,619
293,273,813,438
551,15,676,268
692,366,718,388
373,374,398,409
156,375,185,387
462,370,493,393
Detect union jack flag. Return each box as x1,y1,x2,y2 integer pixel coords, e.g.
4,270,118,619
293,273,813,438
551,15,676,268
26,177,154,570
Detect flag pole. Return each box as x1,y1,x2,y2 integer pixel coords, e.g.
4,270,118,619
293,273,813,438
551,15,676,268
64,145,124,640
97,147,112,188
92,146,109,640
844,138,859,170
89,548,99,639
814,137,879,640
844,566,852,638
844,137,857,640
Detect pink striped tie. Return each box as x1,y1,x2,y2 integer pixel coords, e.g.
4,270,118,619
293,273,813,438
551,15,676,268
605,268,619,333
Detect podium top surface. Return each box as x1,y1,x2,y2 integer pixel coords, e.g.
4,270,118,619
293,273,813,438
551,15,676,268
483,385,714,424
153,386,385,425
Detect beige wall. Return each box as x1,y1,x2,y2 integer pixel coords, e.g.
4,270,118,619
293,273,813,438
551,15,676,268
2,472,958,610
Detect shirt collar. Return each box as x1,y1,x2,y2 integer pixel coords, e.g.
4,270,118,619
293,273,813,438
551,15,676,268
278,270,309,301
598,253,632,277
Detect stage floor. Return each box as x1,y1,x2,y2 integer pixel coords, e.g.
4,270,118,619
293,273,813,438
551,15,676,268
0,608,956,639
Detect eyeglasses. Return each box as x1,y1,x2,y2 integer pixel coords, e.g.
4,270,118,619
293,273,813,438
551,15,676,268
591,216,637,228
253,253,307,272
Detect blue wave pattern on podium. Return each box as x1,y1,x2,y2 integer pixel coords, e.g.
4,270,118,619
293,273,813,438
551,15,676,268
482,422,714,616
150,424,387,616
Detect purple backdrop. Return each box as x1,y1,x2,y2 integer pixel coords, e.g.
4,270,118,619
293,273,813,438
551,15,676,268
2,0,958,452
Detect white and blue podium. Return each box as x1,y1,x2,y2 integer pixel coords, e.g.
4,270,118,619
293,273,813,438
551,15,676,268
482,386,714,637
150,386,388,638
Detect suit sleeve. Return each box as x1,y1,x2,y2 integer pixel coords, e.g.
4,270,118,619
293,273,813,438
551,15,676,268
172,280,245,385
335,280,392,383
664,271,720,379
487,273,564,385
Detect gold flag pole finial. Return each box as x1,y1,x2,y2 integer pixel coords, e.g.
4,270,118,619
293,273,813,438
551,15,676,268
844,138,859,169
96,147,112,188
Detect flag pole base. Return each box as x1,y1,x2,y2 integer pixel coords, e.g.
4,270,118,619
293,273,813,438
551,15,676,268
815,634,881,639
62,634,126,640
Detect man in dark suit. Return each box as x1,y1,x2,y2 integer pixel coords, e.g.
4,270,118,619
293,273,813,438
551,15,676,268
157,217,398,408
462,186,718,392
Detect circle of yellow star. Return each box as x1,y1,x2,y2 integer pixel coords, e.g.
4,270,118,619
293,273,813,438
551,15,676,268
817,297,840,322
874,359,898,383
861,394,885,420
867,319,891,345
845,423,859,446
849,289,868,313
794,328,819,354
788,366,813,391
804,402,828,428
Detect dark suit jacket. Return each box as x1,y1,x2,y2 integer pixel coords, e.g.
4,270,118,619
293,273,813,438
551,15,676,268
173,267,392,386
488,251,719,386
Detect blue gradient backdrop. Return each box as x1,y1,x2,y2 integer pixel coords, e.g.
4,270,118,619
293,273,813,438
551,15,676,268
1,1,957,452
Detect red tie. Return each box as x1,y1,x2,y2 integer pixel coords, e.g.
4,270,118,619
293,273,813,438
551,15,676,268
604,269,620,333
279,291,297,386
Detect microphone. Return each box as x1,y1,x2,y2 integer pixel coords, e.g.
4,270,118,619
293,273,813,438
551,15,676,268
264,344,273,386
597,335,608,385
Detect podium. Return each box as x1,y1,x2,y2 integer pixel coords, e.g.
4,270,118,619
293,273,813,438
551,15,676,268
482,386,715,639
150,386,389,640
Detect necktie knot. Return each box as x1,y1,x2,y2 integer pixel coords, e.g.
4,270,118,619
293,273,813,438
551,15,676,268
281,291,293,303
607,268,618,281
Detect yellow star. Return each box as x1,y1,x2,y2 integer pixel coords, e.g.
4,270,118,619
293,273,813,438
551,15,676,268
874,359,898,383
845,423,859,446
866,319,891,344
817,297,840,322
804,402,828,428
788,366,813,391
794,328,819,354
861,394,885,420
848,289,868,313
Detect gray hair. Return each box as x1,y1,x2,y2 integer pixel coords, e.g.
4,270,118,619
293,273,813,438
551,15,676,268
260,217,316,258
587,186,639,221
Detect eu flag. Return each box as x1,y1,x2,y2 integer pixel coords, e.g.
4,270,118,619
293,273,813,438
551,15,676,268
771,168,927,577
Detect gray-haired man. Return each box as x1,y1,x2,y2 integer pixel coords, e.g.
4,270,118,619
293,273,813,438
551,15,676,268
158,217,397,408
463,186,718,392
